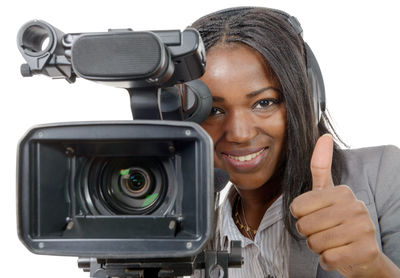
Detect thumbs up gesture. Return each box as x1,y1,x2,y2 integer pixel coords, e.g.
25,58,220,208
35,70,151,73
290,134,387,277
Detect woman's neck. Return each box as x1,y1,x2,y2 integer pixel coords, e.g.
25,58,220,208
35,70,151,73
235,178,282,232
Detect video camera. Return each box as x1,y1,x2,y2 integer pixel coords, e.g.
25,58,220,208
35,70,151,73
17,20,241,277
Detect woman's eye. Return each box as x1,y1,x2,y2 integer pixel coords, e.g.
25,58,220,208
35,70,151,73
209,107,224,116
253,99,278,110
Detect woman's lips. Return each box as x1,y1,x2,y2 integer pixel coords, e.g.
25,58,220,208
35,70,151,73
221,147,268,170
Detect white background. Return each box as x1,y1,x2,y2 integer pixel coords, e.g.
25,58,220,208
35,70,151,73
1,0,399,277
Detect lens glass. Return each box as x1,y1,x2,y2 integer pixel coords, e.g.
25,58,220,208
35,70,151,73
80,157,168,215
127,172,145,190
121,168,148,195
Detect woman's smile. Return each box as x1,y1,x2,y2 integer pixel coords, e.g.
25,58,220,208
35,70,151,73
220,147,269,171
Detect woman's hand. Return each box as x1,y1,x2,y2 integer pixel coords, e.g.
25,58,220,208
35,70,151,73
290,134,400,277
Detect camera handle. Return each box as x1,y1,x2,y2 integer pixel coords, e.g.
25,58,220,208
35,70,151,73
128,87,162,120
78,240,242,278
128,87,184,121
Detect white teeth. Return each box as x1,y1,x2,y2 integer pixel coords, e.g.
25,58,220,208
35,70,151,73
228,148,265,162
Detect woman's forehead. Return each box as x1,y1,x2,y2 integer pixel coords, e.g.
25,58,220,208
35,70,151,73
202,44,279,92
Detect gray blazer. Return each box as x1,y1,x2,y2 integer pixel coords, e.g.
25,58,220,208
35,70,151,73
288,145,400,277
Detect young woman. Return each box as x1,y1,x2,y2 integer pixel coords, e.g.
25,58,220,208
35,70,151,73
191,7,400,278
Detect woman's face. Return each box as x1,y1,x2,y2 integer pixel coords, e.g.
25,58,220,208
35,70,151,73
200,44,286,191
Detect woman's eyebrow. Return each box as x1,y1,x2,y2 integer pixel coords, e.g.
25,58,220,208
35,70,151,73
246,86,281,98
212,96,225,102
211,86,280,102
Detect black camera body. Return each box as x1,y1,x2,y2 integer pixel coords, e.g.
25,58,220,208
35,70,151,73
17,20,241,277
18,121,213,259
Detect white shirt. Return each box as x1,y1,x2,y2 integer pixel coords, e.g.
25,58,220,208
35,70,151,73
218,193,290,278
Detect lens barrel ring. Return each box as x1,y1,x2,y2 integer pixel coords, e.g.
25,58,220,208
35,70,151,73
79,157,173,216
104,161,164,214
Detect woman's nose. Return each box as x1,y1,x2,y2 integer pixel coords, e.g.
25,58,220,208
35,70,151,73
223,110,257,143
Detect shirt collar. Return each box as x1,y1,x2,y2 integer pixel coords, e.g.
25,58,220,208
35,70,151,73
258,195,283,231
219,191,284,248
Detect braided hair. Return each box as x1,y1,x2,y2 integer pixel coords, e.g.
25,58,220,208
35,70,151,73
191,7,344,239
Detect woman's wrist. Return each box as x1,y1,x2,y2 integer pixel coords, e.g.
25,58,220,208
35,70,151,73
369,252,400,278
342,251,400,278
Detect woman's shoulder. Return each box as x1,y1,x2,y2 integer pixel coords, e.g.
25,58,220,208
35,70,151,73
341,145,400,266
341,145,400,177
340,145,400,203
341,145,400,162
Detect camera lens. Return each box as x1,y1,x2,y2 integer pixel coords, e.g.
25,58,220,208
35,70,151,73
120,168,150,197
79,157,170,215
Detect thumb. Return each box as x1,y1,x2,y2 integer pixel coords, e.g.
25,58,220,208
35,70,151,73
311,133,334,190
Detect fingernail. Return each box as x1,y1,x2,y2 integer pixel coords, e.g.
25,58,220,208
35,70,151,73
295,221,303,236
289,204,297,219
319,258,331,271
319,261,329,271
